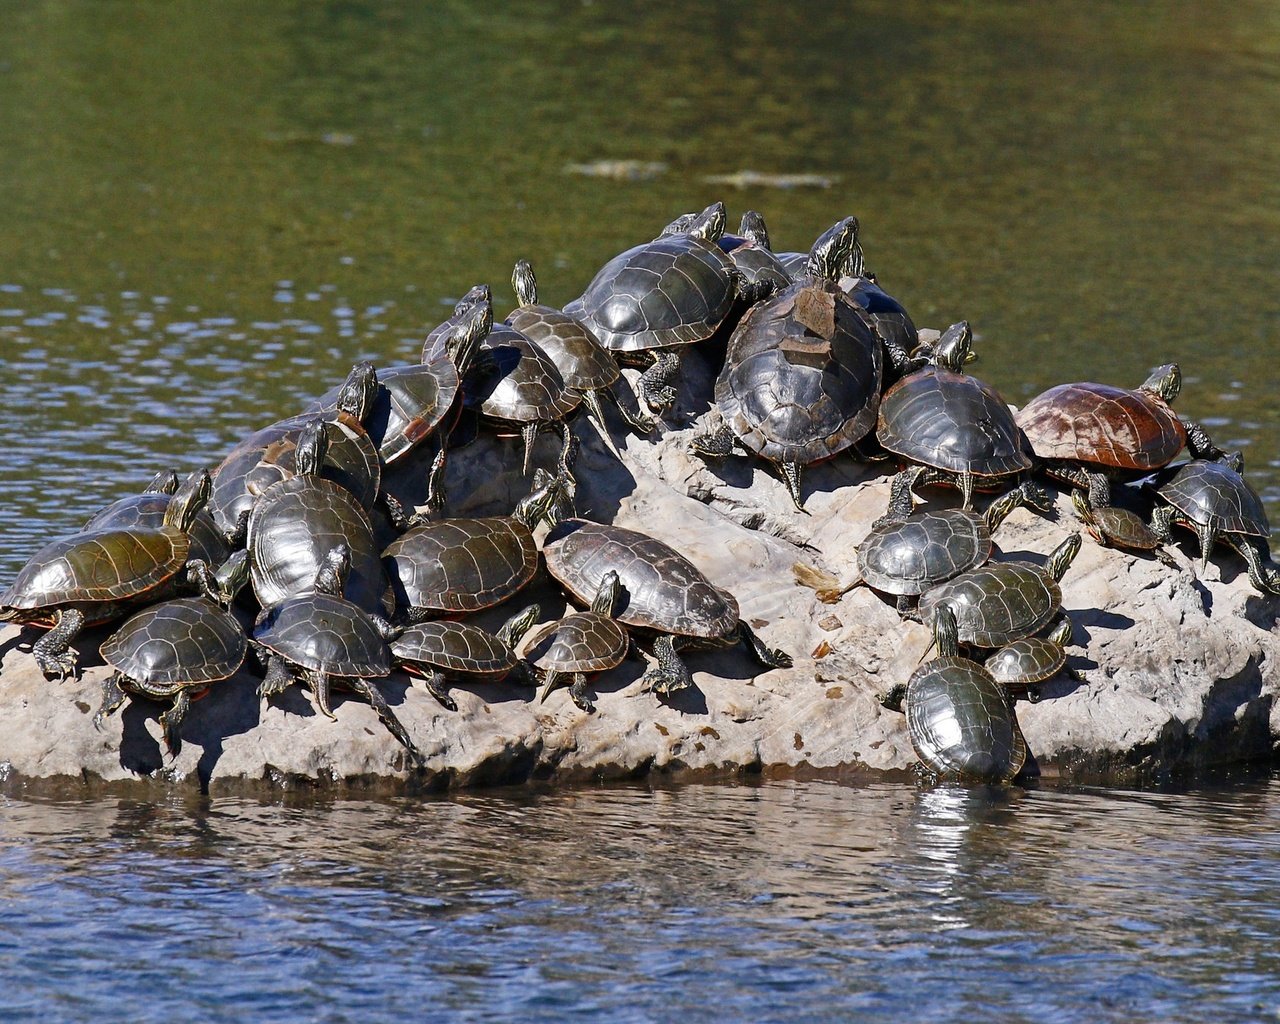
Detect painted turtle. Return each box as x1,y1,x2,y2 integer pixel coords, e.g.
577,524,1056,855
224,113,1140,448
984,618,1076,702
84,468,230,568
1071,475,1178,567
717,211,793,293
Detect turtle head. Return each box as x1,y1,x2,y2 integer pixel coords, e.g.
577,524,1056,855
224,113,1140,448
656,211,698,239
336,361,379,423
739,210,770,250
1140,363,1181,404
805,216,859,282
591,570,623,617
1070,487,1096,526
1048,617,1073,649
496,603,541,649
686,201,727,244
146,468,180,495
512,260,537,308
294,419,331,478
1222,449,1245,473
164,468,212,532
934,321,974,373
932,604,960,659
513,471,564,530
445,296,493,377
313,543,351,597
453,283,491,318
213,549,251,606
1047,532,1083,582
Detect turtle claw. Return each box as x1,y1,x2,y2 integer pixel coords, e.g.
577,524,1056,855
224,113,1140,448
34,646,78,681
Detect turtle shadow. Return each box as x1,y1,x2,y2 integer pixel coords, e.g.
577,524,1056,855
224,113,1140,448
1244,593,1279,631
655,683,709,716
188,677,265,792
0,627,32,667
118,700,167,776
1071,607,1136,644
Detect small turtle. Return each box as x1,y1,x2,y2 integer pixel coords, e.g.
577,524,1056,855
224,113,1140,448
93,552,252,756
689,216,883,511
1148,454,1280,594
1,469,218,679
876,321,1032,508
390,603,540,711
879,605,1027,784
984,618,1077,702
1071,475,1178,568
542,518,792,694
716,211,793,293
253,544,422,765
834,242,919,380
918,533,1082,648
524,569,630,713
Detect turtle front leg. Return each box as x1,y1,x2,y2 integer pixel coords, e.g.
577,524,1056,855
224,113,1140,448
639,351,681,416
258,653,295,699
417,670,458,712
343,676,427,768
224,509,251,549
159,690,191,759
567,674,596,714
877,683,908,713
92,671,130,729
184,559,218,601
605,380,655,435
32,607,85,680
736,620,793,671
639,634,694,695
1149,505,1175,543
1183,419,1227,463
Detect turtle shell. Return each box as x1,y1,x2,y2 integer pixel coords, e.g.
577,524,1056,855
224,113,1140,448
507,304,620,395
565,234,737,353
858,509,992,597
718,235,793,292
877,367,1032,479
837,274,918,358
84,492,229,567
918,561,1061,648
1015,381,1186,471
906,656,1026,782
464,325,577,425
101,597,246,695
248,476,391,615
523,611,628,675
382,517,538,615
542,519,738,640
1154,460,1269,537
985,637,1067,689
391,620,519,679
1087,506,1162,551
716,281,882,465
254,592,391,677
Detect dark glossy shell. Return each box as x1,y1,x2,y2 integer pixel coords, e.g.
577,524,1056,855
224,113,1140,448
566,235,737,353
918,561,1061,648
542,519,738,640
464,325,577,424
837,274,919,356
878,368,1032,478
507,304,620,394
985,638,1067,688
858,510,992,597
1015,382,1186,470
1154,460,1269,537
254,592,391,677
775,251,808,278
716,282,882,464
1088,506,1162,551
382,517,538,615
391,620,519,678
248,476,391,615
718,236,793,292
101,597,246,694
906,657,1026,782
84,493,229,567
524,611,629,674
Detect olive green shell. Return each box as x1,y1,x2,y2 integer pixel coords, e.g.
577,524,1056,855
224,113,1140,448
858,509,991,597
906,657,1026,782
101,597,247,695
985,637,1068,689
83,493,229,568
254,593,391,677
919,561,1061,648
391,620,520,679
524,611,629,674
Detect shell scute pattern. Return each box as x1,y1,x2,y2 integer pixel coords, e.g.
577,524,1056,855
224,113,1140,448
919,562,1060,647
83,493,229,567
1157,460,1269,536
467,326,576,423
2,528,188,609
1015,382,1185,470
101,598,246,691
907,658,1025,781
255,593,390,677
391,620,518,677
985,638,1066,686
859,511,990,596
507,306,619,394
526,612,629,674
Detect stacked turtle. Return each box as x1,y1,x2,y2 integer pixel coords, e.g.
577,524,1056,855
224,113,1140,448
2,199,1277,786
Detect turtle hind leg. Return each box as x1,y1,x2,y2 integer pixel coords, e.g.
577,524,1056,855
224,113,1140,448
777,461,808,514
639,351,681,415
419,670,458,713
567,674,596,714
737,621,792,671
159,690,191,759
1231,537,1280,596
257,654,294,699
32,607,85,680
344,677,427,768
604,381,655,435
92,671,130,729
688,422,736,460
639,634,694,694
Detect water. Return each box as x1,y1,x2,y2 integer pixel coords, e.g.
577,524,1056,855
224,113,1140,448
2,2,1280,1018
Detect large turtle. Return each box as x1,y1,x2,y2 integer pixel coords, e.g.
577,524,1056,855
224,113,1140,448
1,469,218,679
688,217,883,511
879,605,1027,784
1148,454,1280,594
876,321,1032,508
84,468,230,568
541,518,792,694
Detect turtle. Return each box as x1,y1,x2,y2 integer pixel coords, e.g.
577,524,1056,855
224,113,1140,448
564,201,763,416
252,544,423,765
381,472,564,622
92,550,253,757
716,211,794,293
878,604,1027,784
1071,474,1179,568
1148,453,1280,595
688,216,884,511
541,518,792,694
792,466,1049,610
984,618,1078,702
390,603,540,711
506,259,654,437
917,532,1081,649
524,569,630,713
247,418,392,616
83,467,230,568
876,320,1033,508
834,240,920,380
1015,362,1225,490
0,468,219,680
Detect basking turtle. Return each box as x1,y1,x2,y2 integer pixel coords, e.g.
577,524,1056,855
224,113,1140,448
84,468,229,567
524,569,630,713
793,466,1048,610
93,552,252,757
382,473,563,622
984,618,1077,702
918,533,1082,648
1015,363,1224,489
390,603,540,711
565,201,759,416
879,605,1027,784
542,518,792,694
716,211,793,293
1148,454,1280,594
253,544,423,765
1,469,218,679
1071,475,1178,567
689,216,883,511
507,259,653,437
835,242,919,380
876,321,1032,508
